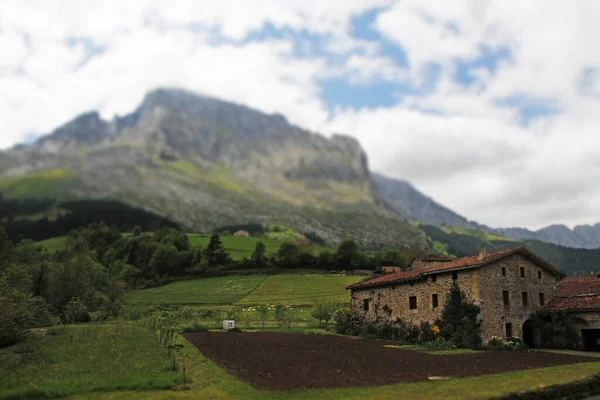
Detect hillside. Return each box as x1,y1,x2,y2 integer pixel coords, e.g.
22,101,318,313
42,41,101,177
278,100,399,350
419,224,600,276
374,172,600,250
372,173,484,230
0,88,426,249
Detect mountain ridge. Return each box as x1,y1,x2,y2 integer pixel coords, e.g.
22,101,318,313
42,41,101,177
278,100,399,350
0,88,426,249
373,172,600,249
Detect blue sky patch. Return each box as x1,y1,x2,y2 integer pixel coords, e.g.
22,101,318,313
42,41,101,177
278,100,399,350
351,7,409,67
497,93,561,126
455,45,512,87
319,78,404,111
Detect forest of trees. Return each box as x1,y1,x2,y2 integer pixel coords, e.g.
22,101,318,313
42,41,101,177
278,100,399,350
0,221,426,347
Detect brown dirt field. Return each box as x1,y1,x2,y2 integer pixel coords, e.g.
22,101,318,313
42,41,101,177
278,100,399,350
184,332,599,391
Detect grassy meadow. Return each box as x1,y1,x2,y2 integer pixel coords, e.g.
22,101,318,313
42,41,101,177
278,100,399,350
0,324,181,399
237,274,363,306
126,275,268,305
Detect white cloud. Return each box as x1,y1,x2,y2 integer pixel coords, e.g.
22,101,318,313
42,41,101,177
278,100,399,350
1,0,600,230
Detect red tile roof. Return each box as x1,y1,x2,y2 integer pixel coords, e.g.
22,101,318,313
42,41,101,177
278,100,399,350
545,295,600,312
543,275,600,312
346,270,422,290
419,247,520,275
348,246,563,291
419,256,456,262
554,275,600,297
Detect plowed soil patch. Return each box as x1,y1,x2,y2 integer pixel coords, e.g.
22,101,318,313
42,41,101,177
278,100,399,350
184,332,597,390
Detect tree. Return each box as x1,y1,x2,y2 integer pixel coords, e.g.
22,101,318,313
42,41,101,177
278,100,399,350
532,310,587,349
255,304,272,328
63,298,90,324
0,277,53,346
277,242,300,267
439,281,481,349
149,244,178,276
203,234,229,267
379,249,407,269
132,226,142,237
336,239,360,269
311,298,340,328
251,242,267,268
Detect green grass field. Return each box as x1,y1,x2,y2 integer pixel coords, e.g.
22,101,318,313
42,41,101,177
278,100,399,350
36,236,68,252
126,276,268,305
0,324,180,399
187,234,285,260
237,274,363,306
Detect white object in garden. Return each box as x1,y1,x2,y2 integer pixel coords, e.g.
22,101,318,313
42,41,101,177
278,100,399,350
223,320,235,330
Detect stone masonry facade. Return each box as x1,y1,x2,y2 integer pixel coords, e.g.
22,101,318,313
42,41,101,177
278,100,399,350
349,250,562,342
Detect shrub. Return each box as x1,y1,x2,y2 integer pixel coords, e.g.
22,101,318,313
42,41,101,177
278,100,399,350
422,338,458,350
63,298,89,324
273,304,297,329
46,326,61,336
334,310,364,335
89,310,108,322
485,335,527,351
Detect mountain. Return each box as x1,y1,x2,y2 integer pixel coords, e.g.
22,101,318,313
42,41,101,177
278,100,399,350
372,173,485,230
0,88,427,249
499,224,600,249
373,172,600,249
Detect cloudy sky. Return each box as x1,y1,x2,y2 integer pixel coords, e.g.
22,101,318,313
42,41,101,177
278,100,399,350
1,0,599,230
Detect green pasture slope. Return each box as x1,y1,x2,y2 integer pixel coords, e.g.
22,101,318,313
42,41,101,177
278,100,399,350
127,274,362,307
36,236,68,252
126,275,268,305
237,274,363,306
36,234,298,259
186,234,284,260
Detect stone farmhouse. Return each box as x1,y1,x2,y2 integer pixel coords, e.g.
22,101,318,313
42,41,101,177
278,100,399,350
233,230,250,237
545,275,600,350
347,246,565,345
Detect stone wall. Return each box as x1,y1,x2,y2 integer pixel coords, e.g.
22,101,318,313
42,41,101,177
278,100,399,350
478,254,560,340
350,253,561,342
350,268,480,326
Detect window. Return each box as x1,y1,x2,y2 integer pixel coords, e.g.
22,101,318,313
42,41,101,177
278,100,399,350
539,292,545,306
452,271,458,281
501,267,506,276
363,299,370,311
538,270,542,279
503,290,510,306
505,323,513,338
522,291,528,306
432,294,439,308
520,267,525,277
409,296,418,310
431,274,437,283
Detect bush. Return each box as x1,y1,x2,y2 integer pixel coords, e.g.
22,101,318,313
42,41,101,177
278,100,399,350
485,335,527,351
334,310,364,336
46,326,62,336
89,310,108,322
63,298,89,324
422,338,457,350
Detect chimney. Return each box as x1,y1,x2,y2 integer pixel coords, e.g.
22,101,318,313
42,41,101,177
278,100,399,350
478,245,487,260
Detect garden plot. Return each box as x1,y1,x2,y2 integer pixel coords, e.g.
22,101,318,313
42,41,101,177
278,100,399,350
185,332,598,391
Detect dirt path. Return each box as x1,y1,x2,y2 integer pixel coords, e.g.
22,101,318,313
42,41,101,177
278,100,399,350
185,332,598,390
